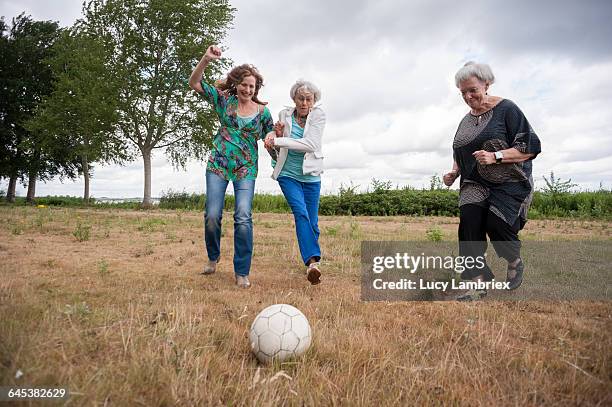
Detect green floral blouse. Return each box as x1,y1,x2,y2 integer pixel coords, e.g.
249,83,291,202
198,80,274,181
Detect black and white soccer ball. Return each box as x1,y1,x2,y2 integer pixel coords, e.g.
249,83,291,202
249,304,312,364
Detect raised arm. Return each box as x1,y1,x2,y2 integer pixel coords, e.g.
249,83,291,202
189,45,222,93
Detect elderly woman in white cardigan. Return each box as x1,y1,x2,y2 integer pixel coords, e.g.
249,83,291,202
264,80,326,284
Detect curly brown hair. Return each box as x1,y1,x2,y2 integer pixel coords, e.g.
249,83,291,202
215,64,267,105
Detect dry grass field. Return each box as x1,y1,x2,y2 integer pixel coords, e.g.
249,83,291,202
0,206,610,406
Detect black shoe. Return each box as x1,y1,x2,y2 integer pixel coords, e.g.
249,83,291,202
506,259,524,290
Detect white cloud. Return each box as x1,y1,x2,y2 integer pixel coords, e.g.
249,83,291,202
2,0,612,198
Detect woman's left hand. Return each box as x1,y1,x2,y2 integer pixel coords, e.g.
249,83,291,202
274,122,285,137
472,150,496,165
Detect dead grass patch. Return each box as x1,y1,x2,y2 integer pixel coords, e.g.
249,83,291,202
0,207,609,405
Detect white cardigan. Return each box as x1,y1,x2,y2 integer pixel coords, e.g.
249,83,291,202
271,106,326,180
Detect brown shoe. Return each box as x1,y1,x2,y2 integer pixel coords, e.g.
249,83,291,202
306,262,321,285
235,275,251,289
201,259,218,275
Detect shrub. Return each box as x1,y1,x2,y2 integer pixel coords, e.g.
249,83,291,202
426,226,444,242
3,186,610,220
73,221,91,242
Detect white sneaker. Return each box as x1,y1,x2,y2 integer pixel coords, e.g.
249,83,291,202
235,275,251,289
202,259,218,275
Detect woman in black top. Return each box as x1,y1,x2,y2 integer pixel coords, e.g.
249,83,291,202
443,61,541,300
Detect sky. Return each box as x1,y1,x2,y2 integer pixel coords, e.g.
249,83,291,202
1,0,611,198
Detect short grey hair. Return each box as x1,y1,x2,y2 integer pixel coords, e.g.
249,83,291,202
454,61,495,87
289,79,321,102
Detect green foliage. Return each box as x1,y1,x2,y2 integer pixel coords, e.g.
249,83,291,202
530,190,612,219
325,226,339,236
159,190,205,210
98,259,109,275
158,189,291,213
0,14,70,194
34,208,52,231
429,174,445,191
25,26,126,200
529,172,611,219
0,195,142,209
73,221,91,242
542,171,577,194
426,226,443,242
319,188,460,216
138,217,167,232
81,0,235,205
33,196,95,206
2,188,610,220
370,178,393,193
338,182,359,197
349,219,361,239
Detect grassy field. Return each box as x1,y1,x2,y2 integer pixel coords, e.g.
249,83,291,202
0,206,610,405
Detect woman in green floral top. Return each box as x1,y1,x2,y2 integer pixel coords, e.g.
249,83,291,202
189,45,274,289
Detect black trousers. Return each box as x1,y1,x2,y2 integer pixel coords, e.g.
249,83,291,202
458,204,521,281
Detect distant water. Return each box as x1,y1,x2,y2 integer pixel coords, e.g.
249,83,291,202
95,197,161,204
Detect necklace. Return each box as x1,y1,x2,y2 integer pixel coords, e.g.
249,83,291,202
472,109,493,127
294,111,307,127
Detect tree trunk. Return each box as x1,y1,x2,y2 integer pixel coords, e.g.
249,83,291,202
6,175,17,203
142,148,153,208
82,154,90,204
26,170,37,204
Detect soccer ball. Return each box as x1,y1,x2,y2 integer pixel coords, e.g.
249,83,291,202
249,304,312,364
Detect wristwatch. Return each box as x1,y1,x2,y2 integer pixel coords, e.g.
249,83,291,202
494,151,504,164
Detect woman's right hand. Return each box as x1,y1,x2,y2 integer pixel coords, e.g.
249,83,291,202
264,133,275,149
443,171,458,186
205,45,222,60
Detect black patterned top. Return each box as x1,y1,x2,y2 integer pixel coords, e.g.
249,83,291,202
452,99,541,227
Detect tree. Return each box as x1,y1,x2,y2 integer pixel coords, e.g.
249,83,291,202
0,14,70,203
81,0,235,207
26,28,126,202
0,16,26,202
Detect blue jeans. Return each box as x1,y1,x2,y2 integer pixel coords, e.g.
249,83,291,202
277,176,321,265
204,171,255,276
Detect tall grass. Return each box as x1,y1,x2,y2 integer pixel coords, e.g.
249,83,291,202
319,188,459,216
157,189,612,219
158,190,291,213
0,195,141,209
3,189,611,219
530,190,612,219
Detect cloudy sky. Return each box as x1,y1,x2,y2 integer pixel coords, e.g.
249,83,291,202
2,0,611,198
